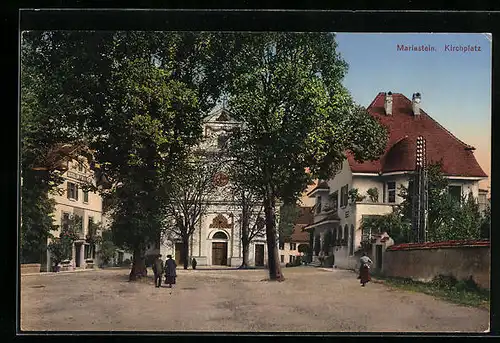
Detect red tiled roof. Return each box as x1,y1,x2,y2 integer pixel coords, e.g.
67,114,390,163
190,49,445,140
347,93,487,178
290,224,310,242
386,239,489,251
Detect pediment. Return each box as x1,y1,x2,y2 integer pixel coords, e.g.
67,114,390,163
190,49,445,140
209,213,233,229
204,107,238,124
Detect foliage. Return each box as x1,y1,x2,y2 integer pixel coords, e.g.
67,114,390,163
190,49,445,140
47,216,81,268
360,210,410,245
348,188,366,203
225,32,388,281
366,187,379,203
163,156,220,269
277,203,301,242
374,274,489,310
364,162,484,244
22,31,230,280
479,205,491,239
97,230,117,267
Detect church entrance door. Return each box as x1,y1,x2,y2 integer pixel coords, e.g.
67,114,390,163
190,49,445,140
212,242,228,265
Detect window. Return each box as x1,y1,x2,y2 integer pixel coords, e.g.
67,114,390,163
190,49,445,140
61,212,70,231
340,185,349,207
449,185,462,203
74,215,83,232
315,196,322,214
280,255,284,263
330,191,339,211
279,241,284,250
290,243,296,250
213,231,228,239
83,190,89,203
289,255,295,263
343,225,349,240
67,182,79,200
387,181,396,203
88,217,94,235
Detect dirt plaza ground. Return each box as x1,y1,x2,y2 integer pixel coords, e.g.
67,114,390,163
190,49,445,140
20,266,489,333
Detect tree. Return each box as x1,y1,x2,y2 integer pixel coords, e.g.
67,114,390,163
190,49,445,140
479,204,491,239
231,187,266,268
47,216,81,271
21,31,230,280
369,162,484,244
97,230,117,267
163,157,220,269
277,203,301,242
225,32,388,281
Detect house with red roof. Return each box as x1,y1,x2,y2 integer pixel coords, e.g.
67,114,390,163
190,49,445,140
303,92,488,270
278,206,313,265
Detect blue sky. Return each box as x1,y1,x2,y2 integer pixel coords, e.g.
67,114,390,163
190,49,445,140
335,33,491,190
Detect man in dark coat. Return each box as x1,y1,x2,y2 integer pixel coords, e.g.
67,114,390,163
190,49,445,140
152,254,164,288
164,254,177,288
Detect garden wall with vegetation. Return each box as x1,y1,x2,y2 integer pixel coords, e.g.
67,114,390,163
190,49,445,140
382,240,490,290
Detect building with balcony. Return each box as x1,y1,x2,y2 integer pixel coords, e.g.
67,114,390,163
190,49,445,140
303,92,488,270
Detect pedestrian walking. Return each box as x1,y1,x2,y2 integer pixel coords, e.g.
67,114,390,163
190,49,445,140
164,254,177,288
152,254,164,288
359,252,373,287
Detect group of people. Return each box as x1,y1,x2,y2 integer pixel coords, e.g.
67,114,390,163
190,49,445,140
152,254,177,288
152,251,372,288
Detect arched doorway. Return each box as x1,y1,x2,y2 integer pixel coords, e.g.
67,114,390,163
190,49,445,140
211,231,228,265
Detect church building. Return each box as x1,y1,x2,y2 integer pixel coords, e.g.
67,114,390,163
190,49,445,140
158,107,270,267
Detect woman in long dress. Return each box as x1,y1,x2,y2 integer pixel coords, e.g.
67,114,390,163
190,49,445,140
359,252,373,287
164,254,177,288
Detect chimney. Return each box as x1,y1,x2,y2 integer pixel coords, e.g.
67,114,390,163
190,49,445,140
384,91,393,115
412,92,421,115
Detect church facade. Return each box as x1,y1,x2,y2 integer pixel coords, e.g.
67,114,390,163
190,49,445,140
158,107,270,267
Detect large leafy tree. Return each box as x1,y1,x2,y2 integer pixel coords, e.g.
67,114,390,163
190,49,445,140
225,32,387,281
21,31,229,279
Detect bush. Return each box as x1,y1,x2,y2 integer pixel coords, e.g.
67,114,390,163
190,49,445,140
431,274,457,289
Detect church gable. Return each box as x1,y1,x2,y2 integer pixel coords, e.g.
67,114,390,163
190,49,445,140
204,107,237,124
209,213,233,229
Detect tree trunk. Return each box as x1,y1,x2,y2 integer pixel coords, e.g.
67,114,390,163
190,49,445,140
240,195,250,268
129,247,147,281
264,194,284,281
240,239,250,268
182,236,189,270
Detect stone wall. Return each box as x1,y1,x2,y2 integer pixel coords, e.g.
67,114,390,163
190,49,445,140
382,240,490,290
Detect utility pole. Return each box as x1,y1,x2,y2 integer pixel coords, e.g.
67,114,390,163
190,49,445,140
412,136,428,243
